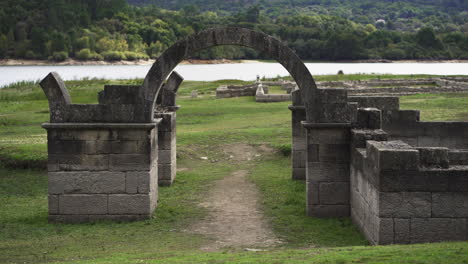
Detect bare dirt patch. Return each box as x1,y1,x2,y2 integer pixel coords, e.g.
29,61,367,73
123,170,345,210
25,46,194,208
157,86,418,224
188,144,281,251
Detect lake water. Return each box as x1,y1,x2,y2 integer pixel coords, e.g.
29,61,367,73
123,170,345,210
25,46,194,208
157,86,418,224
1,62,468,88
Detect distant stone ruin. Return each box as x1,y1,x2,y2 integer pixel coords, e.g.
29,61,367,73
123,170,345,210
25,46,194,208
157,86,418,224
39,27,468,245
216,80,293,102
218,77,468,100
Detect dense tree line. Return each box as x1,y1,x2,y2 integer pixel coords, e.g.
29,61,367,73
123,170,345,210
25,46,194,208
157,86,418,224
0,0,467,61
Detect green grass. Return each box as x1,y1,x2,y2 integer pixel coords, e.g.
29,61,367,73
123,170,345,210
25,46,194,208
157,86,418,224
0,75,468,263
47,242,468,264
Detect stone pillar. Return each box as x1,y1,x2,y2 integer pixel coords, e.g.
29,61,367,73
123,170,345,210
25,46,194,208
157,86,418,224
40,72,161,223
304,89,357,217
155,71,183,186
289,88,306,180
44,123,160,223
155,111,178,186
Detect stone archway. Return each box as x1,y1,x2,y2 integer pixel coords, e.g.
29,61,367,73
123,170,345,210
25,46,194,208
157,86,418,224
141,27,319,122
40,27,357,224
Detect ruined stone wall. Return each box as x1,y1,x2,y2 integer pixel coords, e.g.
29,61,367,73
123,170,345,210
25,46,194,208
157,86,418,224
216,84,265,99
45,123,159,223
255,84,291,103
383,113,468,149
351,140,468,244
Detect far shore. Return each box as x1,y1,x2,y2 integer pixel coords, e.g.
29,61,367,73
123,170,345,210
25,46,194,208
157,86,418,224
1,58,468,66
0,58,260,66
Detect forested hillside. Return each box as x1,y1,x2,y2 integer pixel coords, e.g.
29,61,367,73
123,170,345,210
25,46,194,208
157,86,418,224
0,0,467,62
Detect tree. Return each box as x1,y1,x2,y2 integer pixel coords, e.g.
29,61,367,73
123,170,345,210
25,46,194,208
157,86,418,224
0,34,8,58
416,27,442,49
31,27,48,57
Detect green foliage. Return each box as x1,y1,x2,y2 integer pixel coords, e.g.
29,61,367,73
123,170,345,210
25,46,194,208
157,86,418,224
1,1,468,61
50,51,69,61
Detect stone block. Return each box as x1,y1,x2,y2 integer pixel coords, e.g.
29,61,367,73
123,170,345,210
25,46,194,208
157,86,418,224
319,182,350,205
317,103,357,123
84,140,111,154
158,131,176,150
118,129,150,141
348,96,400,111
109,154,151,171
418,136,440,147
432,193,468,217
394,218,410,244
126,170,157,194
108,194,155,215
317,88,348,104
292,168,306,180
52,154,109,171
417,147,449,168
158,163,176,185
307,181,320,205
307,204,350,217
351,129,387,149
380,170,448,192
449,150,468,165
307,127,350,144
292,136,306,150
356,108,382,129
49,195,59,214
318,144,350,163
48,140,85,154
157,113,176,132
159,149,175,164
397,110,420,122
306,144,319,162
378,218,394,245
72,130,114,141
410,218,467,243
448,170,468,192
59,194,108,215
49,171,125,194
111,140,147,154
379,192,431,218
367,141,419,171
307,162,350,182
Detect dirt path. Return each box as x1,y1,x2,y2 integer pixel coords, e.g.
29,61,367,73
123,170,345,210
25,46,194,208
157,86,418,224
188,144,281,251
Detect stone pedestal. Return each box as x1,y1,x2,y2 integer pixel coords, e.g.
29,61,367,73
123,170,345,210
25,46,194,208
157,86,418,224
304,123,351,217
155,111,178,186
289,105,306,180
43,123,160,223
304,88,356,218
289,88,307,180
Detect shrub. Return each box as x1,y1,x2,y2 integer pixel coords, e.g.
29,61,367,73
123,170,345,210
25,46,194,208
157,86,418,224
76,48,91,60
102,51,126,61
51,51,68,61
273,144,292,156
76,49,103,61
383,48,406,60
124,51,149,61
24,50,36,59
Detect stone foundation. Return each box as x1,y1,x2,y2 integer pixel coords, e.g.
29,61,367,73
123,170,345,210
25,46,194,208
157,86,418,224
44,123,159,223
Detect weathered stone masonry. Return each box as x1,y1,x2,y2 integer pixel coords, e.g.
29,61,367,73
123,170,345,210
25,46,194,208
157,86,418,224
40,27,468,245
41,73,159,223
155,72,183,186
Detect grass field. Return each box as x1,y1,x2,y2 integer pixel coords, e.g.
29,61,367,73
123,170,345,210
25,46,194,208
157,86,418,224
0,74,467,263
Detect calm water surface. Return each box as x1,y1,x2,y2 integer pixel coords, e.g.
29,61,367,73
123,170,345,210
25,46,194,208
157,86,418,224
1,62,468,88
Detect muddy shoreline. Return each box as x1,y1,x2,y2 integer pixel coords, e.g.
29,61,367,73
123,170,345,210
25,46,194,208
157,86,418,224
0,59,259,66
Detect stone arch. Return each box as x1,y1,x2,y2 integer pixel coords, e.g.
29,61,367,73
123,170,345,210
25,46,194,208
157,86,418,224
142,27,318,122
